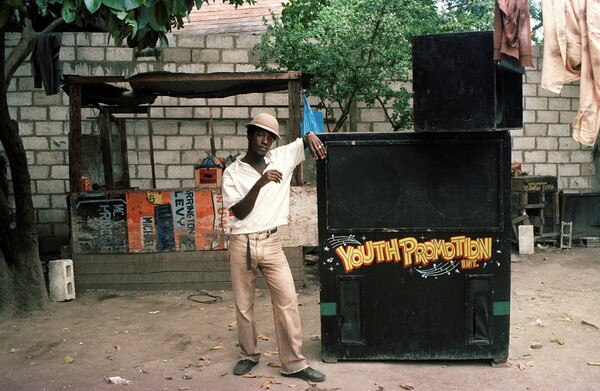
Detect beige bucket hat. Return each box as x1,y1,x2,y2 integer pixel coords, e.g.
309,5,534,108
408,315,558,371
245,113,280,139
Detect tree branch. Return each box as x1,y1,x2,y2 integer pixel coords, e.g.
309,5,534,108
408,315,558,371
375,96,400,131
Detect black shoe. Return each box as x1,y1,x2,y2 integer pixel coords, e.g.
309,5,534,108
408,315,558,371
233,359,258,376
282,367,326,382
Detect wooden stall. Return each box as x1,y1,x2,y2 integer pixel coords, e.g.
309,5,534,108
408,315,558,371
64,72,310,290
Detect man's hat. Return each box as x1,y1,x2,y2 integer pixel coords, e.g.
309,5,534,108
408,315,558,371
245,113,280,139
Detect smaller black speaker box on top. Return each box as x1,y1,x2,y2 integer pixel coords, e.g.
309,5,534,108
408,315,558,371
412,31,524,131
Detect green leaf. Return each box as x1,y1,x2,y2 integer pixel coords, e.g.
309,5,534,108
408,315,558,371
84,0,102,13
137,6,149,29
126,15,138,37
172,0,187,15
123,0,145,11
101,0,146,11
159,32,169,47
101,0,127,11
148,1,167,31
61,0,77,23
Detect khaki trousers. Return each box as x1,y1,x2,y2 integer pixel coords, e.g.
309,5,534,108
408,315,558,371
228,232,308,374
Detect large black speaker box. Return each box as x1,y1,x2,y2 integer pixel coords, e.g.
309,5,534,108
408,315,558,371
317,131,512,363
412,31,523,131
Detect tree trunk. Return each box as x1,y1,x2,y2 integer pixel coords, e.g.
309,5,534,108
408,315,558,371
0,31,48,319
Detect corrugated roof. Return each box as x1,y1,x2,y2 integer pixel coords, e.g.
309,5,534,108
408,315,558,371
174,0,286,35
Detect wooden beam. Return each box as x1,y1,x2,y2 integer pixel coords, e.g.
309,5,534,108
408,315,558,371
127,71,302,83
288,78,302,186
65,72,303,85
98,105,150,114
68,83,82,193
147,108,157,188
64,75,128,84
99,111,115,189
117,118,131,188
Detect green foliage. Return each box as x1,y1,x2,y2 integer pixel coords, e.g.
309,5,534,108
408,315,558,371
1,0,256,50
256,0,540,132
437,0,495,32
255,0,463,132
529,0,543,43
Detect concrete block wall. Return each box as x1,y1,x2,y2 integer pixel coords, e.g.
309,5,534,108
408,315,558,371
3,32,599,253
515,46,598,190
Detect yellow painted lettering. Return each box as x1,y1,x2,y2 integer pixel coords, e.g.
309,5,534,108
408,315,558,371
414,243,429,266
432,239,445,256
451,236,466,257
360,241,375,266
424,241,437,262
398,237,418,267
350,248,363,269
386,239,401,263
442,240,456,261
478,237,492,260
336,246,355,273
372,241,387,263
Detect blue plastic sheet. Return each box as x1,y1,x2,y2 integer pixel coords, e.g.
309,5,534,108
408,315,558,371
300,95,324,137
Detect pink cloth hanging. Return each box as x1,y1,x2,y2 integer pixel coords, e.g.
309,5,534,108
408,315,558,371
541,0,600,147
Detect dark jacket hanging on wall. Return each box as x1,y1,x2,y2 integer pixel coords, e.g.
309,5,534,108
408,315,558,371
32,35,61,95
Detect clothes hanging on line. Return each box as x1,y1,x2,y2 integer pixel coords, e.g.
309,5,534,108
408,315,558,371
541,0,600,147
493,0,534,68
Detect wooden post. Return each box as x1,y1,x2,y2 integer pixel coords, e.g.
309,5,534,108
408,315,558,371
147,107,157,188
117,118,130,188
288,78,302,185
99,111,115,189
68,83,82,193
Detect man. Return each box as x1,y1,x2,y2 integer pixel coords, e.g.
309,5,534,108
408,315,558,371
221,112,326,382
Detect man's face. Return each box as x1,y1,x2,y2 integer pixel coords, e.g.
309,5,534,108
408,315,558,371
248,128,276,156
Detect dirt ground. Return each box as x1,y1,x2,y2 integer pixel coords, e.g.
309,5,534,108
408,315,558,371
1,246,599,391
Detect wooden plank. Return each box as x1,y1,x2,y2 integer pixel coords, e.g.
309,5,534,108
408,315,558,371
72,247,305,291
102,106,149,114
74,282,235,291
68,83,83,192
99,111,115,188
127,71,302,83
75,259,231,274
64,75,127,84
147,108,157,188
75,262,303,279
75,271,235,284
75,277,303,292
289,78,303,185
117,118,130,187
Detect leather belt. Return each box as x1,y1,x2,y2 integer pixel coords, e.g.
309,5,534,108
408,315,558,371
251,227,278,239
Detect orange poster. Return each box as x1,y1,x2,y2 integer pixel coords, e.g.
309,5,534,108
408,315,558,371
126,189,228,253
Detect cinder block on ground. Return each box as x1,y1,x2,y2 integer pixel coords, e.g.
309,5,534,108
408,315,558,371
49,259,76,302
518,225,535,255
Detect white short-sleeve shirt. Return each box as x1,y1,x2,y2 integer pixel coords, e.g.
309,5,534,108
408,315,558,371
222,138,305,234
